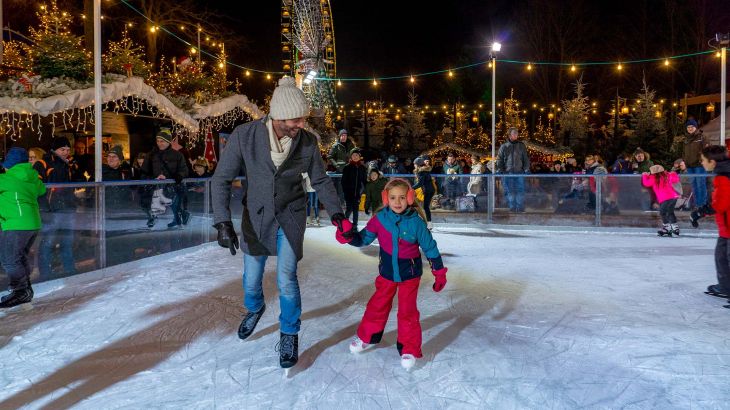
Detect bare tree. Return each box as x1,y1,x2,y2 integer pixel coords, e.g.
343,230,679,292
98,0,247,68
515,0,598,104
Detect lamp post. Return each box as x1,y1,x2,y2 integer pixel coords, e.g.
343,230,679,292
93,0,102,182
489,42,501,218
721,43,727,146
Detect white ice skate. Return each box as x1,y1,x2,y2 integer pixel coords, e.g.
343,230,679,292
401,354,416,371
349,336,374,354
427,221,433,230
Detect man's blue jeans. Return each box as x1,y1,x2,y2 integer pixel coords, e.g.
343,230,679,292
503,175,526,210
242,228,301,335
686,166,708,207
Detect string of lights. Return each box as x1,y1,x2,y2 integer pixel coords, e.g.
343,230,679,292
116,1,719,84
321,50,717,82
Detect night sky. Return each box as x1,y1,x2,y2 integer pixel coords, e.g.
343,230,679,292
212,0,730,109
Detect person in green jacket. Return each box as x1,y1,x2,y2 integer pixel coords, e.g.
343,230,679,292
363,169,387,215
0,147,46,309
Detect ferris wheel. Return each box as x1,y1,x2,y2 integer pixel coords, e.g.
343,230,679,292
281,0,337,113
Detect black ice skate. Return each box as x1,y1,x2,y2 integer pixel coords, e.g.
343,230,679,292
277,332,299,369
689,211,701,228
237,304,265,340
0,284,34,310
657,225,673,237
705,284,730,299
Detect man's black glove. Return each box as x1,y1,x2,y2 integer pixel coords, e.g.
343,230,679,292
213,221,239,255
330,213,354,239
173,174,184,184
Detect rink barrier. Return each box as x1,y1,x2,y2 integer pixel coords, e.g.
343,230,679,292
12,173,715,287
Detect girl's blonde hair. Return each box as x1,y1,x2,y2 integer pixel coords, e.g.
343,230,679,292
28,147,46,160
380,178,428,222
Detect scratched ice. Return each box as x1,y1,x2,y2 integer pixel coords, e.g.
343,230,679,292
1,226,728,409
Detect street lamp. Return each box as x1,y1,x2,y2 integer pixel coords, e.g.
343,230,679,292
489,41,500,218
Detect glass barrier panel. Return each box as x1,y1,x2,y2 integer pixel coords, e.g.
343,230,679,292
103,180,209,268
31,184,101,285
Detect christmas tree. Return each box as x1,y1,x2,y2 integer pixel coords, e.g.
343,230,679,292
28,1,91,80
532,116,555,146
400,91,429,152
210,46,230,95
496,89,528,142
103,29,150,78
1,40,31,77
629,76,666,151
558,76,590,148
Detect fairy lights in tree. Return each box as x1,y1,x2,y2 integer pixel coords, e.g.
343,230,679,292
29,1,91,81
103,29,151,78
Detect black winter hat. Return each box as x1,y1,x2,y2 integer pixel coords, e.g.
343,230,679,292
51,137,71,151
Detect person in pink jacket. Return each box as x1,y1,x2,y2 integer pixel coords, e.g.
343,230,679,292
642,164,681,236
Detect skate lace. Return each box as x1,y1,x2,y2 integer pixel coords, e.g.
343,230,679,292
276,335,296,357
243,312,259,329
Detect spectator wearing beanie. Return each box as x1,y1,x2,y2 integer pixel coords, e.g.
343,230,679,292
211,76,346,369
38,137,78,279
683,119,710,208
140,128,189,228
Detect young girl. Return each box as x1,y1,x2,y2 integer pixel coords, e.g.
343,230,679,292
642,164,681,236
335,178,448,370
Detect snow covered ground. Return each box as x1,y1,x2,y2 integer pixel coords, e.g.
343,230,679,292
0,225,728,409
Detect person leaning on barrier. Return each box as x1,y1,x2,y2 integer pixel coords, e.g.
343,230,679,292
496,128,530,212
210,76,348,369
683,119,710,210
140,128,189,228
38,137,78,279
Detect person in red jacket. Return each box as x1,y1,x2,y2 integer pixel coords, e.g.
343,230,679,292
700,145,730,300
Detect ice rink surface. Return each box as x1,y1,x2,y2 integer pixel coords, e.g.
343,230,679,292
1,225,728,409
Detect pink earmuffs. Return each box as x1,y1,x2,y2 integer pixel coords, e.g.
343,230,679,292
381,178,416,206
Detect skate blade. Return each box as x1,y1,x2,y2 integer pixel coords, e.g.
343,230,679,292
283,368,291,378
705,291,730,299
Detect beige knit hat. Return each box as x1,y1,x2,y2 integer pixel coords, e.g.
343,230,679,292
649,164,665,174
269,76,310,120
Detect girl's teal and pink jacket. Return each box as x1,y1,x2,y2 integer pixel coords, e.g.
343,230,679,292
348,207,443,282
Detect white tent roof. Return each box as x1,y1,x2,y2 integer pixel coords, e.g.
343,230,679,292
701,106,730,145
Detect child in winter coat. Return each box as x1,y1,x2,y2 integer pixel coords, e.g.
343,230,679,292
699,145,730,299
412,157,435,229
363,169,387,216
0,147,46,309
335,178,448,370
642,164,681,236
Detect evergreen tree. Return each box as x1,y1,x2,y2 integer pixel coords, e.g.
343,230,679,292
400,91,429,152
629,76,666,152
496,89,528,142
532,116,555,146
558,76,590,148
29,0,91,80
1,41,31,79
103,29,150,78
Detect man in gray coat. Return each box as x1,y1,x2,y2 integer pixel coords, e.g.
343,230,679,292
211,77,351,370
496,127,531,212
